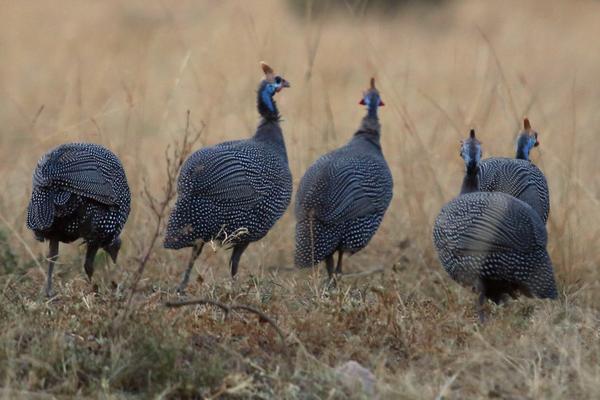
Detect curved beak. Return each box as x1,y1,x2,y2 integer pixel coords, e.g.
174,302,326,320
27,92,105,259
275,79,290,93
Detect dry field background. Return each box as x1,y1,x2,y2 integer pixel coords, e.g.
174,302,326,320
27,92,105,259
0,0,599,398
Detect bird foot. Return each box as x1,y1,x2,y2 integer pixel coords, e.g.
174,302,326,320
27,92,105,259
175,286,188,297
325,275,339,290
477,309,487,324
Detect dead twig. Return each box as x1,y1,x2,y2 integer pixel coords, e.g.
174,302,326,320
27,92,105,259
342,267,385,279
208,225,249,251
165,298,286,342
117,110,204,324
31,104,44,128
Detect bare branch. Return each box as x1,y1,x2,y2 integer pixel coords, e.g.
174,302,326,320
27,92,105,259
31,104,45,128
165,298,286,342
115,111,204,326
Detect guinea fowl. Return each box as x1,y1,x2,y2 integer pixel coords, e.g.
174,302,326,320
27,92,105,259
27,143,131,297
295,78,393,279
433,129,557,321
164,62,292,293
479,118,550,223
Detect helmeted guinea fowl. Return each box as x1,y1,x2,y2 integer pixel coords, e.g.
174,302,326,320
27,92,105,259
164,62,292,293
433,129,557,321
26,143,131,297
295,78,393,278
478,118,550,223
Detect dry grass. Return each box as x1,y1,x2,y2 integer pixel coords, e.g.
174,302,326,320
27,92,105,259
1,0,599,398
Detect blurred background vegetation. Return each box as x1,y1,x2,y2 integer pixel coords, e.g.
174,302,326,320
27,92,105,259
286,0,447,17
0,0,599,398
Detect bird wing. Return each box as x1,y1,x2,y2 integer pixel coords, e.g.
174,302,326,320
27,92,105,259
454,194,546,255
181,144,272,208
311,157,389,223
34,147,117,205
26,189,55,231
479,158,550,223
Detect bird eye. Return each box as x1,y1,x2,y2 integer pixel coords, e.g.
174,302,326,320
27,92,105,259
275,76,282,84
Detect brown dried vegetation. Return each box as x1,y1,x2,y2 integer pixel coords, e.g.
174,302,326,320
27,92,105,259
0,1,599,398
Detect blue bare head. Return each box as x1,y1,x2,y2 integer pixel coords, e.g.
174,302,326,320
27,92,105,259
257,61,290,121
515,118,539,160
359,77,384,119
461,129,482,171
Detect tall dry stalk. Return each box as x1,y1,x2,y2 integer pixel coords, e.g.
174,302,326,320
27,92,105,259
117,111,204,322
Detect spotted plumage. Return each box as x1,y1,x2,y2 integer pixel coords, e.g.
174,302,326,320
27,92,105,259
164,62,292,292
479,118,550,223
26,143,131,296
432,129,557,321
295,78,393,277
434,192,557,301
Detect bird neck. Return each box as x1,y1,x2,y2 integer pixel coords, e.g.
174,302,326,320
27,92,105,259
515,135,531,160
253,120,288,161
257,90,280,122
460,163,480,194
515,147,529,160
354,114,381,149
355,115,381,141
367,100,379,119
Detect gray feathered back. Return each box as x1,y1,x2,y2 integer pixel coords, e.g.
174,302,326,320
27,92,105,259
164,64,292,250
295,78,392,267
27,143,130,245
433,192,556,300
432,129,557,303
479,157,550,223
478,118,549,223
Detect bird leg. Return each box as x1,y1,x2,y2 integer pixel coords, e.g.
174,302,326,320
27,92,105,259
229,242,249,278
325,254,335,280
324,254,338,289
477,293,488,323
335,250,344,274
472,279,488,323
84,244,99,281
45,240,59,298
177,242,204,295
104,238,121,263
